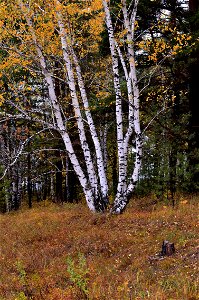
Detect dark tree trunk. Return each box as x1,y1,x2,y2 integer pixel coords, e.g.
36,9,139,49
55,159,63,203
13,168,21,210
67,160,78,202
42,175,48,201
169,148,177,206
42,151,48,201
27,151,32,208
189,0,199,12
168,72,181,204
64,154,70,202
27,125,32,208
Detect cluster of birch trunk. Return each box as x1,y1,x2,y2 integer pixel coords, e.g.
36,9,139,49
12,0,142,213
0,0,198,214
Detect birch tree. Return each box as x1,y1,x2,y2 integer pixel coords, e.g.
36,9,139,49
0,0,143,213
102,0,143,213
0,0,109,212
0,0,190,213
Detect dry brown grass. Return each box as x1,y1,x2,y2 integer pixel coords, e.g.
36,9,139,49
0,196,198,300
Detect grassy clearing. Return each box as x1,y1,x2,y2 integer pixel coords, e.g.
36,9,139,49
0,196,198,299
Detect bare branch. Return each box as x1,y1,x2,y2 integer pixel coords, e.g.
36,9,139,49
0,128,55,180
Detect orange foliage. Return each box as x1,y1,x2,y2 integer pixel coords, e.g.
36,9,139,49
137,21,193,63
0,0,104,75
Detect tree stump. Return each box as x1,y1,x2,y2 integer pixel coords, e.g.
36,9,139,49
161,240,175,256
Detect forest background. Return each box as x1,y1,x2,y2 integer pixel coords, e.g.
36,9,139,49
0,0,199,212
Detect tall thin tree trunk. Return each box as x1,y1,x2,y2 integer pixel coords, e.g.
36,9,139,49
55,156,63,203
27,152,32,209
103,0,127,212
27,137,32,209
50,172,55,201
64,154,70,202
103,0,142,213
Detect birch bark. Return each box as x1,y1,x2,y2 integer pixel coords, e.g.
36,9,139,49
103,0,142,213
121,0,142,197
55,3,109,209
55,7,99,198
13,0,143,214
102,0,127,211
71,48,109,204
19,1,97,211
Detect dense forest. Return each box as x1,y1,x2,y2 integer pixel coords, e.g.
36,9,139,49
0,0,198,213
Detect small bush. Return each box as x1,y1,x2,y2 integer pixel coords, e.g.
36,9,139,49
66,253,89,298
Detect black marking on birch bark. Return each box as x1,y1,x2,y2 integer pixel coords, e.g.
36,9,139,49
111,195,129,214
128,178,137,187
94,193,109,212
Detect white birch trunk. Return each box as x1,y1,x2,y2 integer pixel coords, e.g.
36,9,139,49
55,12,99,198
115,41,134,143
43,71,96,211
20,5,97,212
100,114,108,173
103,0,128,210
121,0,142,197
103,0,142,213
71,48,109,204
115,41,134,181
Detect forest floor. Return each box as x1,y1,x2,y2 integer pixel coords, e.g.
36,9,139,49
0,195,198,300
